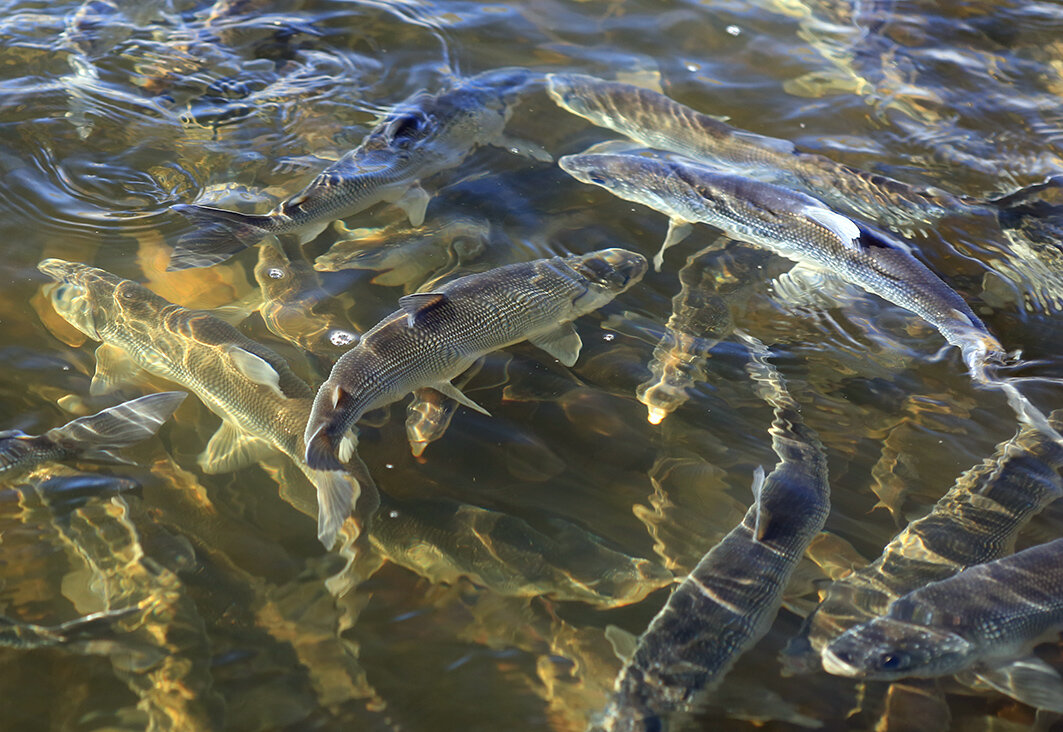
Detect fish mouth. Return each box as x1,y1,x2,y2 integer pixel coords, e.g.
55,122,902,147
820,648,862,677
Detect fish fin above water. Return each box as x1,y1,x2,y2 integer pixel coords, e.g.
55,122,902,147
398,292,448,328
802,207,861,249
394,183,430,227
431,380,491,416
493,134,554,162
89,343,143,396
227,346,285,398
169,203,272,270
50,391,186,457
605,624,638,663
528,323,583,367
654,217,693,272
967,657,1063,713
749,465,771,542
198,421,275,473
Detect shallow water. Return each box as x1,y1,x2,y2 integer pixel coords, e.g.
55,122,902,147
1,0,1063,730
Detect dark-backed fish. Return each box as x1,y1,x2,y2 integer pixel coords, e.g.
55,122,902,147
822,539,1063,712
304,248,647,471
170,67,547,269
0,391,185,478
599,336,829,731
37,258,373,548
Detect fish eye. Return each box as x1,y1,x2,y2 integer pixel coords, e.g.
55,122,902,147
589,174,607,185
878,652,909,671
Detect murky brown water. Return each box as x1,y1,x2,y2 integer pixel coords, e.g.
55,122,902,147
2,0,1063,730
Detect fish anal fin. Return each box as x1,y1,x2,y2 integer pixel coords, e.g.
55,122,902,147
528,322,583,367
398,292,448,328
89,343,142,396
198,421,275,473
227,346,284,398
431,380,491,416
655,218,693,272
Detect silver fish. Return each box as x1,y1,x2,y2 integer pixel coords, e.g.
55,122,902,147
303,248,647,471
170,67,547,269
822,538,1063,713
0,391,185,478
558,152,1005,380
37,258,373,549
599,335,830,731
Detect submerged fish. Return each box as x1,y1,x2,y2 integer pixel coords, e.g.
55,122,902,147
0,607,139,650
546,73,1053,231
303,248,647,471
0,391,185,478
37,258,373,548
170,67,548,269
559,153,1006,379
599,336,830,731
822,539,1063,712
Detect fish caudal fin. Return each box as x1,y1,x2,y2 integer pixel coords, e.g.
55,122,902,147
169,203,274,270
48,391,187,458
308,450,380,550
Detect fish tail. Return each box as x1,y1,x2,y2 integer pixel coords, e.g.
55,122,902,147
169,203,275,270
306,452,379,550
989,174,1063,235
48,391,187,459
304,423,346,472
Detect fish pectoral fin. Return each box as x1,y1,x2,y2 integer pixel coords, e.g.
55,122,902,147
967,657,1063,713
749,465,772,542
431,381,491,416
493,134,554,163
604,624,638,663
227,346,285,398
89,343,142,396
398,292,448,328
654,218,693,272
394,183,430,227
802,206,861,249
528,323,583,367
198,421,275,473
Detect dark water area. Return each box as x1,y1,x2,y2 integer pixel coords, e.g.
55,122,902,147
1,0,1063,730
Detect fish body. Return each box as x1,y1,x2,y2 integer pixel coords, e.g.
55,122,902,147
170,67,544,269
304,248,647,470
37,258,370,548
559,152,1003,376
0,391,185,478
822,539,1063,691
547,73,970,228
600,337,830,731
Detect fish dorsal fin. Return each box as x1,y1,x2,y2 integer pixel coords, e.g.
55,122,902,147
605,624,638,663
398,292,448,328
89,343,142,397
198,421,275,473
803,207,861,249
227,346,285,398
750,465,771,542
528,323,583,367
431,380,491,416
968,657,1063,713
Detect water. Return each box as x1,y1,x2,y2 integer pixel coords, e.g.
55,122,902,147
1,0,1062,729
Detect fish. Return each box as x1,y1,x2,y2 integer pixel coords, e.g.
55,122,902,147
170,67,549,269
557,152,1048,423
37,258,374,549
303,248,647,471
598,334,830,731
0,606,140,650
822,538,1063,713
546,73,1061,232
0,391,186,478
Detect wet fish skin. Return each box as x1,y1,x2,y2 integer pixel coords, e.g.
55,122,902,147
600,337,830,731
169,67,545,269
559,152,1004,377
0,391,186,478
822,539,1063,689
546,73,969,229
304,248,647,471
37,258,372,549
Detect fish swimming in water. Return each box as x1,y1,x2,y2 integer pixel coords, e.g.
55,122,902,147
822,538,1063,713
303,248,647,471
170,67,549,269
546,73,1058,232
37,258,373,549
598,334,829,731
0,391,186,478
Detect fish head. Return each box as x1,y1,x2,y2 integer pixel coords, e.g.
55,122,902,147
558,152,670,207
38,258,113,340
545,73,609,120
821,618,973,680
563,248,648,309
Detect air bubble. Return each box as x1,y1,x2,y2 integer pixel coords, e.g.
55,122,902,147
330,330,357,346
